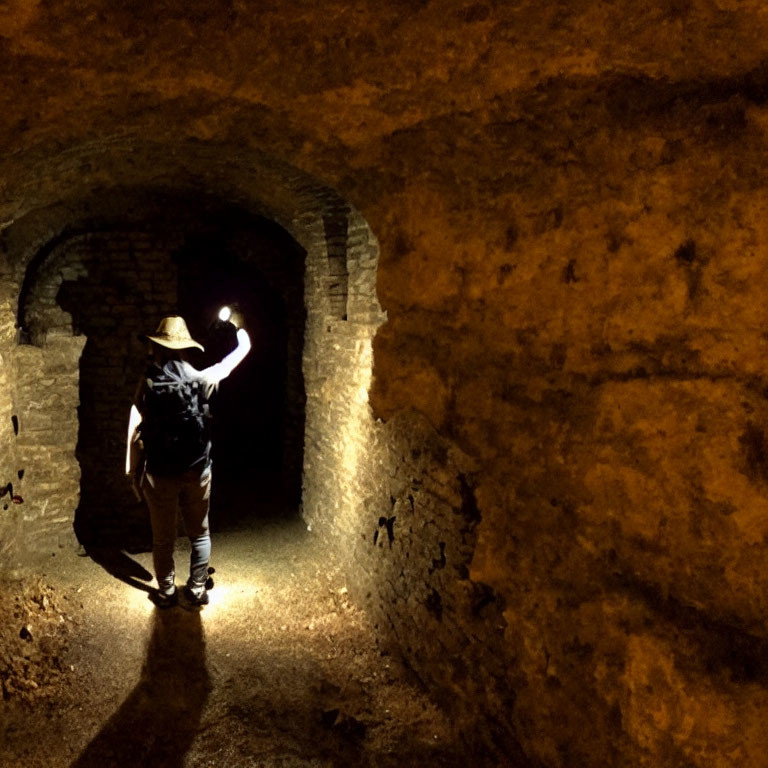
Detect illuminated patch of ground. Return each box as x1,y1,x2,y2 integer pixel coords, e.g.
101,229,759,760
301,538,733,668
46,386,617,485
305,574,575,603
0,518,459,767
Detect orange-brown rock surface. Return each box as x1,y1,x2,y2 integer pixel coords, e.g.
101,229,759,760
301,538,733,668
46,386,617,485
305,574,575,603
4,2,768,765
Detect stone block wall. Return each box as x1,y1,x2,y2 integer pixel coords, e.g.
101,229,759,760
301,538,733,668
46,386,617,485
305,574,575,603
19,230,181,548
11,337,84,560
301,206,381,563
300,200,384,570
0,266,21,564
363,412,516,756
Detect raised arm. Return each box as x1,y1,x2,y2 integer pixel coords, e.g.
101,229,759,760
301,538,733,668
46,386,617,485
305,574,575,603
200,328,252,391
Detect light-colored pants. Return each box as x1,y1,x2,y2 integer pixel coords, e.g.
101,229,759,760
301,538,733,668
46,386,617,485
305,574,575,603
143,464,212,594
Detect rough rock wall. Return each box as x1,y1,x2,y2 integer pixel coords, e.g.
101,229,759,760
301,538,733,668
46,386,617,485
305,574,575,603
475,117,768,767
364,97,768,766
364,83,768,767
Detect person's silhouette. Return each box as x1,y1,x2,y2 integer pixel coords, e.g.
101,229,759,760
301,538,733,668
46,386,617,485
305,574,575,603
72,608,210,768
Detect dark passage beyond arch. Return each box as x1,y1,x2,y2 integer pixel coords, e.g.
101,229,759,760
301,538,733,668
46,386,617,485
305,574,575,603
174,212,306,529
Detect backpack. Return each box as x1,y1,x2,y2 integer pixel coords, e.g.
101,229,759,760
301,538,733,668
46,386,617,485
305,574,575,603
140,360,211,475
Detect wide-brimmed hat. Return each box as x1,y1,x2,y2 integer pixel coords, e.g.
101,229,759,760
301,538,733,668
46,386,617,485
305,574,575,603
143,315,204,351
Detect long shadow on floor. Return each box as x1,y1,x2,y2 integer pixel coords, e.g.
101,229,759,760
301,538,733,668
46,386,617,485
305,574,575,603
71,608,210,768
86,547,154,592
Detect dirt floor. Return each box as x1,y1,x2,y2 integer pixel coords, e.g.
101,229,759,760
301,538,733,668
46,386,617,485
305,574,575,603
0,517,464,767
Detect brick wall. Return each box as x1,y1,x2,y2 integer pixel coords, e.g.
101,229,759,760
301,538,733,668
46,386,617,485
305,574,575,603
18,229,181,548
0,266,22,565
12,337,85,557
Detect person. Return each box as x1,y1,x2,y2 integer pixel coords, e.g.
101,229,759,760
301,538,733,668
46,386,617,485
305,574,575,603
126,314,251,608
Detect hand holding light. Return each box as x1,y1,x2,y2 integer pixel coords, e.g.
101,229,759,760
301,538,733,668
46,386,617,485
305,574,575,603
218,304,244,329
236,327,251,352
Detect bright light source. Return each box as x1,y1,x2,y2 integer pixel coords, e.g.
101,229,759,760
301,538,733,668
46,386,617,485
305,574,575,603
218,306,232,322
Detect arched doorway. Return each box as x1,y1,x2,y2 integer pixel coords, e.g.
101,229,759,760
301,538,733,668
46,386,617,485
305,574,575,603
4,142,383,559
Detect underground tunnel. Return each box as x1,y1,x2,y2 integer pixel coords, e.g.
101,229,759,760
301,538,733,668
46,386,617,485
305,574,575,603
9,2,768,767
1,141,485,765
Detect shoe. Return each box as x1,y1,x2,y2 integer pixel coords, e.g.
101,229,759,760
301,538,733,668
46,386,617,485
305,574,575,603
183,585,209,606
149,587,178,608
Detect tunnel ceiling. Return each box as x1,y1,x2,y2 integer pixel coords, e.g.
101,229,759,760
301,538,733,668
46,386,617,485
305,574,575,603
2,1,768,216
3,0,768,417
6,187,304,279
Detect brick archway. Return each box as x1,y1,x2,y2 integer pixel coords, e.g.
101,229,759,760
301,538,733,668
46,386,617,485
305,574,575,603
1,140,384,557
